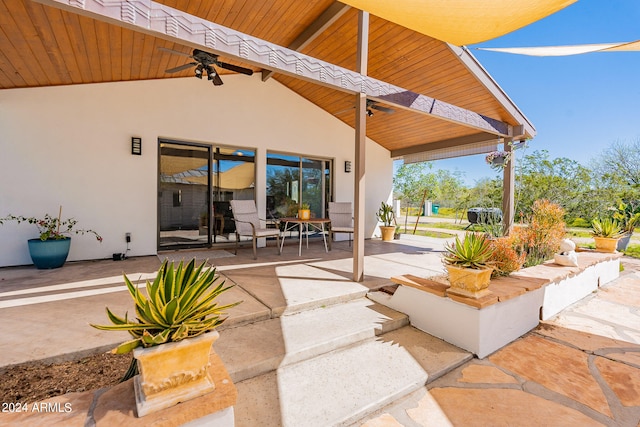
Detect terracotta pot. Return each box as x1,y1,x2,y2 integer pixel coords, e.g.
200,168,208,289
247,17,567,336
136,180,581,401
446,265,493,299
379,225,395,241
298,209,310,220
594,236,618,253
133,331,219,417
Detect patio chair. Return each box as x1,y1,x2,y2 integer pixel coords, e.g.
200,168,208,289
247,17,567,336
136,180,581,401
328,202,354,246
230,200,281,259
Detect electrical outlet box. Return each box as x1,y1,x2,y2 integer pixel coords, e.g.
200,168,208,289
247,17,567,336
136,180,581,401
126,232,131,243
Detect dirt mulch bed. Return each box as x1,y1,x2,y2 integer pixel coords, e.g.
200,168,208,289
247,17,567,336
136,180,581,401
0,352,132,403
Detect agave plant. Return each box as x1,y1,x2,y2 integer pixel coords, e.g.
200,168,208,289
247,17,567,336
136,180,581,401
91,258,241,354
591,218,624,239
443,232,494,269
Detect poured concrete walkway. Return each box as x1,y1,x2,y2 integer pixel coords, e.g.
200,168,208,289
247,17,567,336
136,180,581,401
1,236,639,426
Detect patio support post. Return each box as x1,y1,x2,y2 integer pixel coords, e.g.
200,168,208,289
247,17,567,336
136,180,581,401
353,10,369,282
502,138,515,235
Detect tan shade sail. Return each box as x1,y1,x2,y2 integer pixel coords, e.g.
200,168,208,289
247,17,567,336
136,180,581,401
338,0,577,45
163,162,255,190
477,39,640,56
604,40,640,52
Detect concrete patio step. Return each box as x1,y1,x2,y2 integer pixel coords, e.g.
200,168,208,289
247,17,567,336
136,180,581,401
215,297,409,383
236,336,429,427
221,292,472,427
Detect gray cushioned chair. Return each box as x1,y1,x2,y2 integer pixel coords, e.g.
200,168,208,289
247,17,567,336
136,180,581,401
328,202,354,247
230,200,281,259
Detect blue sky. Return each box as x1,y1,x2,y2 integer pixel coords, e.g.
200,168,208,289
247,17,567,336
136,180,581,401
429,0,640,185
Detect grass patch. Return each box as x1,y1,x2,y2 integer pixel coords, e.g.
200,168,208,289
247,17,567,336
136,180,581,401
566,229,592,238
401,230,456,239
623,244,640,259
415,222,470,231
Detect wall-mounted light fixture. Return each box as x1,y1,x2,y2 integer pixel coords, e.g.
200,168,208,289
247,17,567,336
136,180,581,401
131,137,142,155
345,161,352,173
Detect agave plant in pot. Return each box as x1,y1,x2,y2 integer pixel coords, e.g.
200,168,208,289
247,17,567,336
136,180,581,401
0,206,102,269
591,218,624,253
298,202,311,220
91,258,241,417
443,232,495,299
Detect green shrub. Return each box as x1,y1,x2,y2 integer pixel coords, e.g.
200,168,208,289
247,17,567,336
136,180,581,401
568,218,591,228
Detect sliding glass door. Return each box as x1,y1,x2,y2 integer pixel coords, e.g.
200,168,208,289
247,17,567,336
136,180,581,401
158,140,255,250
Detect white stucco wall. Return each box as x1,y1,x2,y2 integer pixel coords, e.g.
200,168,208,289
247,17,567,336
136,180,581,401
0,75,392,267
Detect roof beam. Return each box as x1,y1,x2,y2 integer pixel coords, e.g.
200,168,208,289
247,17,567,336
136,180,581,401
391,133,498,157
34,0,512,136
262,2,350,81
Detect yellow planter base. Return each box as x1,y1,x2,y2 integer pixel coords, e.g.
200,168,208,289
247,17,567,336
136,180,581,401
133,331,219,417
446,265,493,299
594,236,618,253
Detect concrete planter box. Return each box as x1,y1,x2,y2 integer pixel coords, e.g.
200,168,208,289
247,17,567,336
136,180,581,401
536,256,620,320
133,331,220,417
369,252,621,358
371,284,544,358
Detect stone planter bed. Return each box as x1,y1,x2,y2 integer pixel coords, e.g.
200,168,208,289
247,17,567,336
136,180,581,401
3,352,237,427
369,251,621,358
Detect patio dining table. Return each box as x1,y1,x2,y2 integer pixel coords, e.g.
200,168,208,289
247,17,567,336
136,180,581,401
279,217,331,256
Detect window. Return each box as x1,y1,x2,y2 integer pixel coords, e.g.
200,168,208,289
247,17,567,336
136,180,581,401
266,152,332,219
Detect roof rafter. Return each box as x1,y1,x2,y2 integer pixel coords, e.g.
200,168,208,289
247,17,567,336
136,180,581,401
261,1,351,82
34,0,513,137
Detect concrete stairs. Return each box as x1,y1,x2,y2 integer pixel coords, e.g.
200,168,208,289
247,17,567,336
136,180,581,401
213,288,471,426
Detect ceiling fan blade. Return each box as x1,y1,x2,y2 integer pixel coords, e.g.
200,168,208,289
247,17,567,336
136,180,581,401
216,61,254,76
370,104,395,114
334,106,355,115
165,62,197,73
159,47,194,58
212,73,224,86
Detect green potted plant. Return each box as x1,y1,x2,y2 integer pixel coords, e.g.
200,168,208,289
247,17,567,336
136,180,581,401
298,202,311,220
443,232,494,299
612,201,639,251
591,217,624,253
91,258,241,417
0,206,102,269
376,202,396,241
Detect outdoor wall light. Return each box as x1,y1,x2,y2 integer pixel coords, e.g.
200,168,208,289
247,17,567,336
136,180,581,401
345,161,352,173
131,137,142,155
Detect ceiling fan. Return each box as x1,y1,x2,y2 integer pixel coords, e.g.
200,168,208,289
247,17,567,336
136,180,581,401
335,99,395,117
160,47,254,85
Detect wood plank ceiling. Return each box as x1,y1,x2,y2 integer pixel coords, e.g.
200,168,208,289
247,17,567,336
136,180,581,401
0,0,532,155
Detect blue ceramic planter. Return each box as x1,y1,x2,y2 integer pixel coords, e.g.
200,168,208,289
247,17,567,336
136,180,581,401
27,238,71,269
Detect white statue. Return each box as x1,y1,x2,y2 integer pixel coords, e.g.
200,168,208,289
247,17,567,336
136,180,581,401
554,238,578,267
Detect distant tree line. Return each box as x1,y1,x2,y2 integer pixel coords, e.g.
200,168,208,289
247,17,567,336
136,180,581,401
393,137,640,225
